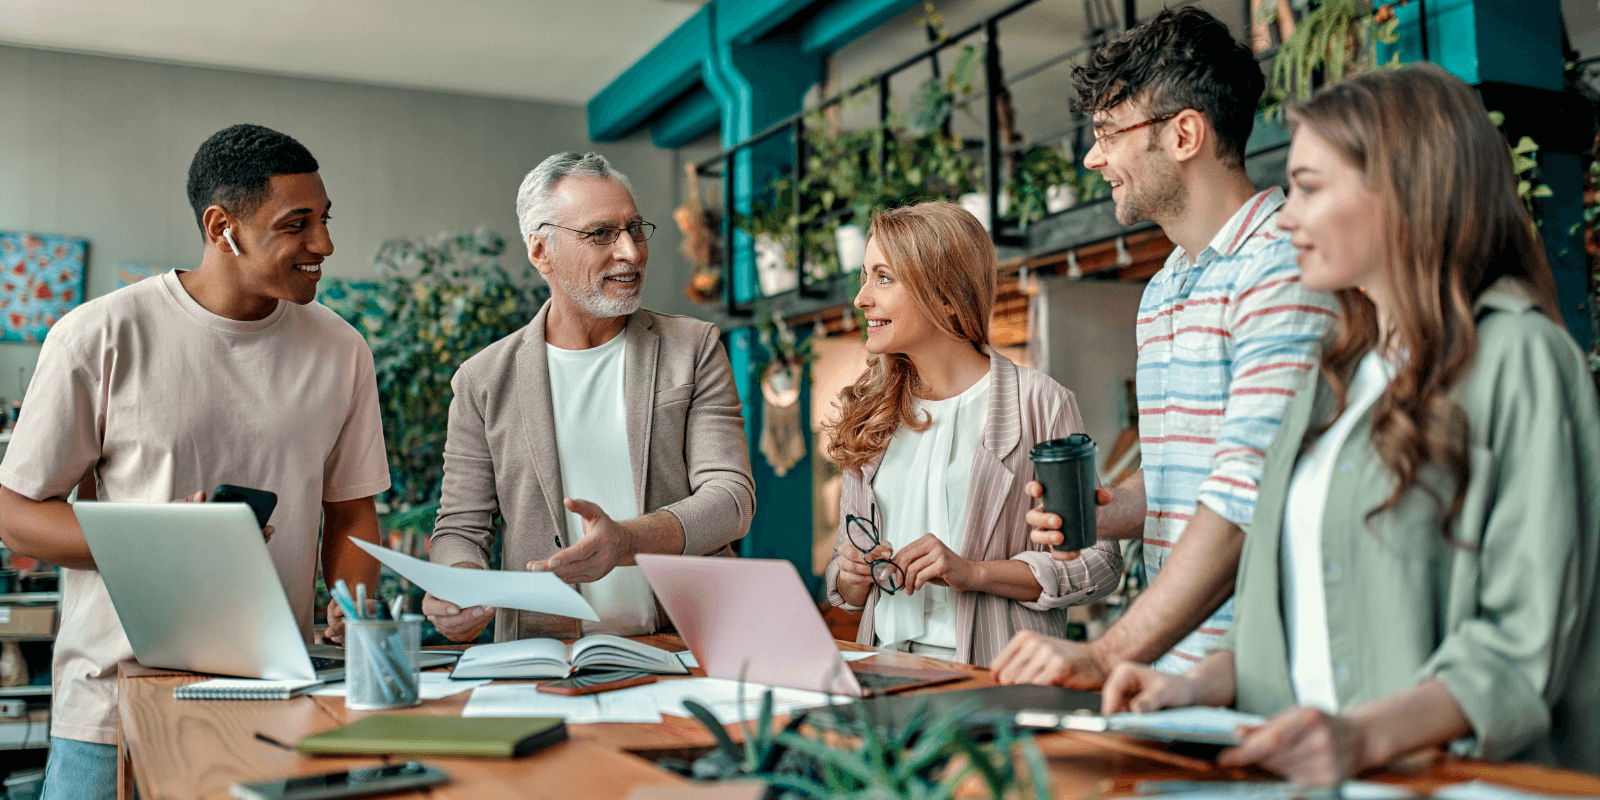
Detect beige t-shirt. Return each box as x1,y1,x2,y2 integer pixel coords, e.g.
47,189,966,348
0,270,390,744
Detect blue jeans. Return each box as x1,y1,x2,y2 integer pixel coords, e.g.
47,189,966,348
41,737,118,800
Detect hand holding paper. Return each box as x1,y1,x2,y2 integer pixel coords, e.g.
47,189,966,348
352,539,599,621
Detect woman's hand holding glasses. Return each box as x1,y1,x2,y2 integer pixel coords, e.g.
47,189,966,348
836,539,893,598
834,507,908,607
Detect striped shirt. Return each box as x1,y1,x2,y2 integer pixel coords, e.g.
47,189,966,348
1136,188,1337,672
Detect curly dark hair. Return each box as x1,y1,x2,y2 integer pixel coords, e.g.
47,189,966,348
186,124,319,232
1071,6,1264,169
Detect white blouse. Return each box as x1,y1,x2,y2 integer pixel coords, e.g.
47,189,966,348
872,372,992,649
1282,350,1394,711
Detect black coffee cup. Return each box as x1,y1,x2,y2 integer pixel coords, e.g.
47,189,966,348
1029,435,1098,552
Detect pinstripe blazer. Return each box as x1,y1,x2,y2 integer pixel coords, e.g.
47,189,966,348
824,352,1125,666
429,302,755,641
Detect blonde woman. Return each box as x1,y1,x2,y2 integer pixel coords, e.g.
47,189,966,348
1102,64,1600,783
822,201,1123,666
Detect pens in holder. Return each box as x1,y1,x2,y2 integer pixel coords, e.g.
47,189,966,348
332,580,360,621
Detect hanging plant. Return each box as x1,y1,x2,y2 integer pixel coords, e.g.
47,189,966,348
1259,0,1400,120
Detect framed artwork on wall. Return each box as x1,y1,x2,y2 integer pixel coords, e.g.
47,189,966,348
115,261,176,288
0,231,89,343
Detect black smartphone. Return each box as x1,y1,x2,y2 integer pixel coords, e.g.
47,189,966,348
213,484,278,529
229,761,448,800
536,669,658,696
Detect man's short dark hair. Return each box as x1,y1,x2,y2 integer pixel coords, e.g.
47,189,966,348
186,124,319,232
1072,7,1265,168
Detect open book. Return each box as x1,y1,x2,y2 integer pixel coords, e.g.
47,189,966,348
450,635,691,679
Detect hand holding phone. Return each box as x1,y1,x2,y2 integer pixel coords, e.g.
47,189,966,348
229,761,448,800
213,484,278,529
536,670,658,696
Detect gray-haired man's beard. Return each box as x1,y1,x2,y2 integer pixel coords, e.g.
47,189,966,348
554,267,644,319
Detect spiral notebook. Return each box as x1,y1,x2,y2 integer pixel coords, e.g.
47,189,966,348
174,678,323,700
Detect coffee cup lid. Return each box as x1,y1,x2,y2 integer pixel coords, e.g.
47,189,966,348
1029,434,1097,461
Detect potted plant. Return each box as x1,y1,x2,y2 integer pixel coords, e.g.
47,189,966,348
663,687,1056,800
1008,145,1079,231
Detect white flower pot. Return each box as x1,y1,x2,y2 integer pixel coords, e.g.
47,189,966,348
755,234,797,296
1046,185,1078,214
834,224,868,274
958,192,1011,231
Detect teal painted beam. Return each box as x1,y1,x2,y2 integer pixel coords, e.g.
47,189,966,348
651,86,720,149
800,0,921,55
715,0,816,46
588,7,710,142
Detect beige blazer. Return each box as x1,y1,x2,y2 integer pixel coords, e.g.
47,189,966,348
429,303,755,640
824,352,1124,666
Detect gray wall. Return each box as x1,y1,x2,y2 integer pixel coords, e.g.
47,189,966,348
0,44,693,394
1035,276,1145,467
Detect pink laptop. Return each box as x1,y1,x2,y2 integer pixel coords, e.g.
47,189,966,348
635,554,966,698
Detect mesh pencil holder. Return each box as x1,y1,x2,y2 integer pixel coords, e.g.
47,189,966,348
344,616,421,710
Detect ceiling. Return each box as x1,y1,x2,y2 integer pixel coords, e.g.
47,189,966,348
0,0,707,106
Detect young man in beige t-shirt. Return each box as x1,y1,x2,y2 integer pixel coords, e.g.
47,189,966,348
0,124,391,800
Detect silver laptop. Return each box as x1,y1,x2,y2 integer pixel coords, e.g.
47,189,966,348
75,501,453,682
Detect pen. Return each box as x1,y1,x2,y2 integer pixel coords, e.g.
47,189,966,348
355,583,368,621
254,731,296,751
331,580,360,621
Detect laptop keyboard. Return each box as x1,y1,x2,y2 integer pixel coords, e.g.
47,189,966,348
310,656,343,672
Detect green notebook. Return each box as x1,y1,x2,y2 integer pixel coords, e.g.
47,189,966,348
296,715,566,759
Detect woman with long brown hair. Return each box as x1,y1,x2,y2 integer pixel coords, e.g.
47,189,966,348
1100,63,1600,783
822,201,1123,666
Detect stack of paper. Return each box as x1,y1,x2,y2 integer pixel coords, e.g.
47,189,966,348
651,678,846,724
459,677,850,725
462,683,665,724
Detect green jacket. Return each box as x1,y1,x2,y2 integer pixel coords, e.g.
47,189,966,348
1222,279,1600,771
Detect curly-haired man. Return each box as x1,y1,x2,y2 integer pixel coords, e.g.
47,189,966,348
991,7,1337,688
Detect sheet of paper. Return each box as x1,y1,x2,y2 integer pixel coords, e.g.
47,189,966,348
674,650,876,669
1106,706,1266,744
353,538,598,621
311,673,489,700
651,677,846,724
460,683,663,723
1434,781,1600,800
1135,780,1415,799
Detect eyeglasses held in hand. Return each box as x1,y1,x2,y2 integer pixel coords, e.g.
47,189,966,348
537,221,657,246
844,506,906,595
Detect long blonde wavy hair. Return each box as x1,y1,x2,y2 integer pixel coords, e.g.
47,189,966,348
822,202,996,472
1289,63,1562,542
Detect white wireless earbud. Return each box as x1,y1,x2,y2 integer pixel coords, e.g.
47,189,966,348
222,227,241,256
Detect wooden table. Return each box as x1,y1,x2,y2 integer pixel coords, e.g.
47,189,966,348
116,636,1600,800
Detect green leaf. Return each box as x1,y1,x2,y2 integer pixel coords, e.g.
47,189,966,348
1021,735,1055,800
1532,185,1554,198
775,731,877,784
952,734,1006,798
681,699,744,763
763,774,834,800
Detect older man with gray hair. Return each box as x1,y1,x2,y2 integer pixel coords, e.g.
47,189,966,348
423,151,755,642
